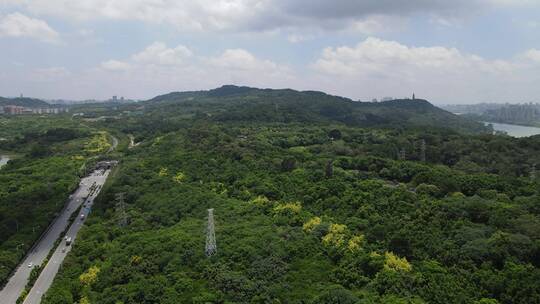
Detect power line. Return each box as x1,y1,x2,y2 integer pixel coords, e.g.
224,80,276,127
420,139,426,162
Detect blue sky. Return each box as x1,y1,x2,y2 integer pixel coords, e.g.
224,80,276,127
0,0,539,104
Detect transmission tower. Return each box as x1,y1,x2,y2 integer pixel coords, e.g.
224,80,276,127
115,192,128,227
420,139,426,162
205,209,217,256
325,160,334,178
399,148,406,161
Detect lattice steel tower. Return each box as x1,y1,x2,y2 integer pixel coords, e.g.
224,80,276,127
420,139,426,162
205,208,217,256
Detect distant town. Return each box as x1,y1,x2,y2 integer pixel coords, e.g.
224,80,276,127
0,95,138,115
0,105,69,115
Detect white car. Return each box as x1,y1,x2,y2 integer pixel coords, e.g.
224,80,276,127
27,262,33,268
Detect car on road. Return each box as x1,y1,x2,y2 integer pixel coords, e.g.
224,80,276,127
66,237,72,245
28,262,33,268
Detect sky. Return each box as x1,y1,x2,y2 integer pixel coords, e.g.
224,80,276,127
0,1,539,104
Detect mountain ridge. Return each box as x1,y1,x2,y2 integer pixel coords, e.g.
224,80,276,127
145,85,487,133
0,97,50,108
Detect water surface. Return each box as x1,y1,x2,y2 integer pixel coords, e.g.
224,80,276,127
0,155,10,169
485,122,540,138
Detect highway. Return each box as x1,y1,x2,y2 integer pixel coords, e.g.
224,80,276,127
0,169,111,304
23,169,110,304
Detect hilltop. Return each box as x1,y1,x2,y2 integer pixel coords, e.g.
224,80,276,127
148,85,488,133
0,97,50,108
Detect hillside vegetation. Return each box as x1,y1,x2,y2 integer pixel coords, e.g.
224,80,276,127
35,86,540,304
0,97,50,108
0,118,113,287
147,86,488,133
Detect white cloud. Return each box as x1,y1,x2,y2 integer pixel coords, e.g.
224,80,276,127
132,42,192,65
80,42,294,99
0,12,59,42
314,38,483,76
312,37,540,103
287,34,315,44
30,67,70,82
5,0,538,34
348,15,403,35
208,49,282,71
100,60,131,71
522,49,540,63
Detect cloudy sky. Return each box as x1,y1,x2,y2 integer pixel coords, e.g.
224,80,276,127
1,0,539,104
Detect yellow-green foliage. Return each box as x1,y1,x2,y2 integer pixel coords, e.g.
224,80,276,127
79,266,100,286
80,296,90,304
303,216,322,232
322,223,347,247
250,195,271,206
210,182,228,195
384,252,412,272
273,202,302,215
152,136,163,146
348,234,365,252
370,251,381,258
71,155,85,161
130,255,142,265
158,167,168,177
84,131,111,154
173,171,186,183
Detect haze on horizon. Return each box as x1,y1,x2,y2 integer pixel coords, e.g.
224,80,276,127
1,0,539,104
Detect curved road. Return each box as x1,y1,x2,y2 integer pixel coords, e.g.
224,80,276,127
108,135,119,153
0,169,111,304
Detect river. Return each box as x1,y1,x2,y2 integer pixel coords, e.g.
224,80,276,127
485,122,540,138
0,155,9,169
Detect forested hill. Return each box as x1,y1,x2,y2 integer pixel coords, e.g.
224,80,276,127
148,85,487,133
0,96,50,107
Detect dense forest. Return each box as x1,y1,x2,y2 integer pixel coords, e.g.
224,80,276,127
0,97,50,108
2,86,540,303
32,87,540,304
145,86,488,134
0,116,116,287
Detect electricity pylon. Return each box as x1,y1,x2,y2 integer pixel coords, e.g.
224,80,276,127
399,148,406,160
205,209,217,256
420,139,426,162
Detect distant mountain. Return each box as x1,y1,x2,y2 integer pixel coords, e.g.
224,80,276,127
0,97,50,108
148,85,488,133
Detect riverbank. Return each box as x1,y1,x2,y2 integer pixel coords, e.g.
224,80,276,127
484,121,540,138
0,155,10,169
